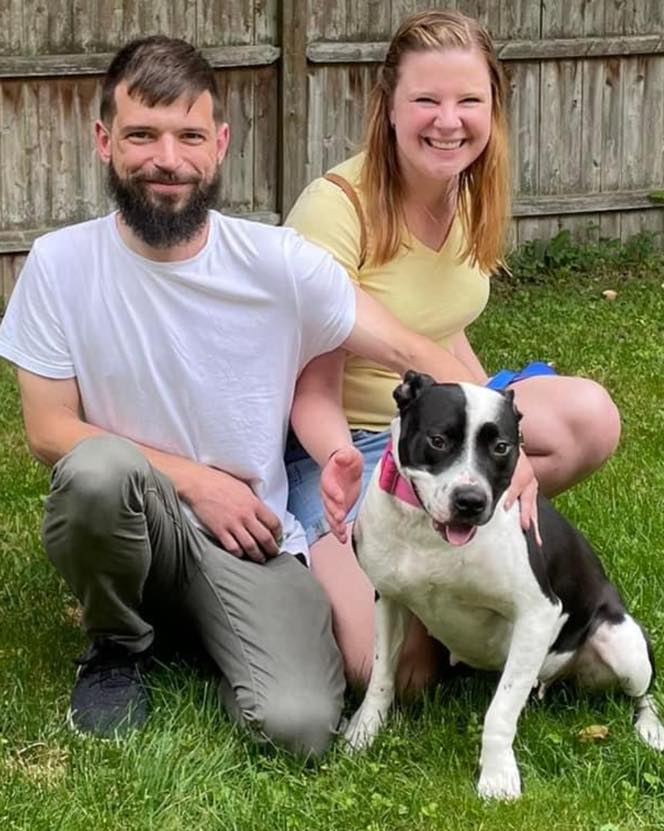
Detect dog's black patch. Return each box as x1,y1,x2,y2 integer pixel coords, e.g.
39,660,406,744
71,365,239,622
396,383,468,473
393,370,437,412
644,630,657,684
473,410,520,510
527,496,627,653
351,527,359,560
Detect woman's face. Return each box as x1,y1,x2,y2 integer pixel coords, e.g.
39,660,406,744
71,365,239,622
389,48,493,193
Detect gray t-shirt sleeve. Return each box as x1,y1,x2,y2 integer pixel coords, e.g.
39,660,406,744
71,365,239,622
284,231,356,369
0,244,75,378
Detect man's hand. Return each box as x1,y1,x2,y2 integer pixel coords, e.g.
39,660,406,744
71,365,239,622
187,467,282,563
15,369,282,562
504,450,542,546
320,446,364,544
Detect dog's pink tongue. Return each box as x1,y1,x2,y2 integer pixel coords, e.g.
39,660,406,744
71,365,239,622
439,523,477,547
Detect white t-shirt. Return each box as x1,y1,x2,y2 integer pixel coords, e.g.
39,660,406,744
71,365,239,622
0,211,356,557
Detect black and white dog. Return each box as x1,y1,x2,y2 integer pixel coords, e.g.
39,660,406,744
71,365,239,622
345,371,664,800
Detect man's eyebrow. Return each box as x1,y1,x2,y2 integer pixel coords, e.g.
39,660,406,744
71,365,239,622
119,123,211,134
119,124,156,133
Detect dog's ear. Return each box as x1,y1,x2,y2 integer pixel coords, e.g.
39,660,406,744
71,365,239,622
500,388,523,422
393,370,436,411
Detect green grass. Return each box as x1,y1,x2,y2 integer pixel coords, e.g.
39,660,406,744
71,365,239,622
1,237,664,830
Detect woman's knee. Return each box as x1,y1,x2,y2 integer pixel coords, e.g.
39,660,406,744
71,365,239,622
566,378,621,466
518,376,621,486
395,618,447,697
310,530,376,684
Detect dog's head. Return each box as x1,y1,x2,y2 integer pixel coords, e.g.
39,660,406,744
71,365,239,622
392,371,522,546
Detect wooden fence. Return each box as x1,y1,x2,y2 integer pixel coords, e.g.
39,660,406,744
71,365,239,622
1,0,663,304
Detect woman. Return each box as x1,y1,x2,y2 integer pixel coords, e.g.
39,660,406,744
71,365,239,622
286,10,621,689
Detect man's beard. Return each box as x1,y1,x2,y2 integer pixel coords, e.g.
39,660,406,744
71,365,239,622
107,162,222,249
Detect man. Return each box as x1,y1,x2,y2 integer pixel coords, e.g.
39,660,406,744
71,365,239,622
0,36,504,755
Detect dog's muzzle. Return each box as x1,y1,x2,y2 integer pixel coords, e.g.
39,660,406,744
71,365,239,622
431,485,491,547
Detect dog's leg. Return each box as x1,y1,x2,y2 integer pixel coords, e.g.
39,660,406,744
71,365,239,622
478,606,560,801
582,615,664,751
344,596,412,751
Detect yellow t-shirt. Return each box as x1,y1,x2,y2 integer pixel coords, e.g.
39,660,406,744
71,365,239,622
286,153,490,431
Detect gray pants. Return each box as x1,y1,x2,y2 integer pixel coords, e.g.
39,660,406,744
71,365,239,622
42,435,345,757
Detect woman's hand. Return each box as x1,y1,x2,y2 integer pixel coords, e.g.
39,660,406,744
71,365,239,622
504,449,542,546
320,446,364,543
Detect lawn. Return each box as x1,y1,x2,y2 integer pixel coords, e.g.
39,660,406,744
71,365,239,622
1,234,663,830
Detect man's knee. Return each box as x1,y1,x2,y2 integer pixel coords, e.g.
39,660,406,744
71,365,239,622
43,435,152,570
47,436,149,529
257,688,342,758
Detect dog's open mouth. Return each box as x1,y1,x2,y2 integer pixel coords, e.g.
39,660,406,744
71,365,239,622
433,521,477,547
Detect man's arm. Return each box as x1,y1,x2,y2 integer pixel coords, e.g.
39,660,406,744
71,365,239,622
17,369,282,562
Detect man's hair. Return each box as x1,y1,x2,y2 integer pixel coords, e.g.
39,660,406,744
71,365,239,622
100,36,223,124
361,10,510,273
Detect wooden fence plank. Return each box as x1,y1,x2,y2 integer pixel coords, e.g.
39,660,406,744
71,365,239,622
621,55,656,238
599,55,623,239
498,0,540,40
505,62,540,196
219,68,254,213
0,45,280,78
538,60,583,196
197,0,253,47
0,254,27,308
307,34,664,63
390,1,420,31
309,0,346,40
280,0,309,214
513,190,662,216
253,67,279,212
305,63,377,182
254,0,280,44
0,0,23,54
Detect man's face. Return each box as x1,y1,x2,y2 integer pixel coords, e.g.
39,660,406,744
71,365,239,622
95,83,229,248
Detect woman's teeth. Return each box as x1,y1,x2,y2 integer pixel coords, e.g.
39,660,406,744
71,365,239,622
426,138,464,149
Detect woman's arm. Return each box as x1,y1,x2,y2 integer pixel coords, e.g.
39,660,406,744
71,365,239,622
290,349,363,543
290,349,352,466
450,331,489,383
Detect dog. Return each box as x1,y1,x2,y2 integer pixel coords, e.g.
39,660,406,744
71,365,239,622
345,371,664,800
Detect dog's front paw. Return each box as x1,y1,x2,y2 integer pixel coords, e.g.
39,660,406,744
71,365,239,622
343,705,385,752
477,750,521,801
636,698,664,751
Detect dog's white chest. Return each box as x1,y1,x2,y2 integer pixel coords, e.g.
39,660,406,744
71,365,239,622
357,499,548,670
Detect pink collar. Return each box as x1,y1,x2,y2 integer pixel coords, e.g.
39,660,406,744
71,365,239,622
378,439,422,508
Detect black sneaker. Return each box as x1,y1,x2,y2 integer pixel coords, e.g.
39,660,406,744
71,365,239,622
68,640,151,737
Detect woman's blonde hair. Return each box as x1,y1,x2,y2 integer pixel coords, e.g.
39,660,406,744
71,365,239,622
360,9,510,273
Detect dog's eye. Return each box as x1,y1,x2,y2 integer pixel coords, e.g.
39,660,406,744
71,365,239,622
493,440,511,456
427,434,449,451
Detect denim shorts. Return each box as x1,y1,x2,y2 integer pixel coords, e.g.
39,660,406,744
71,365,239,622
285,428,390,546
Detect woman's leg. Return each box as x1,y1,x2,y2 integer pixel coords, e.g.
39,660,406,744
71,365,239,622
310,524,447,695
511,375,621,496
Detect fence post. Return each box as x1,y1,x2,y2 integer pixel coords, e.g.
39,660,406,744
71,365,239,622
280,0,309,220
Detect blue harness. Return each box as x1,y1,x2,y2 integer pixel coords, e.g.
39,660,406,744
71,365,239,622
485,360,557,391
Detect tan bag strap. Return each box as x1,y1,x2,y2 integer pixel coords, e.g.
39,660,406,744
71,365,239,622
323,173,367,269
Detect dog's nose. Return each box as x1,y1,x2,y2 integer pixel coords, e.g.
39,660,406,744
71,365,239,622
452,486,487,518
